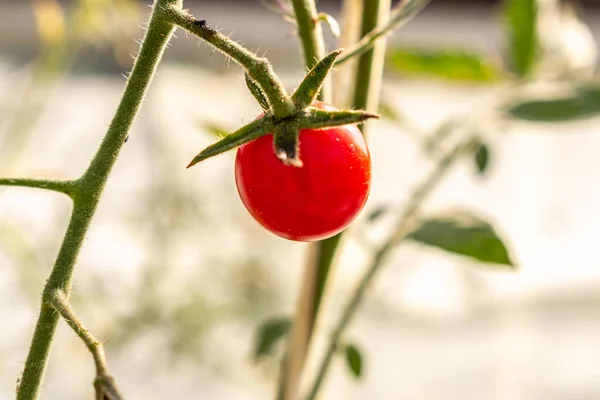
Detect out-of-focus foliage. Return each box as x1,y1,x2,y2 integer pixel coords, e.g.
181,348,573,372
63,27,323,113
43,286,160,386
504,0,538,77
253,317,291,361
473,140,491,175
407,211,515,267
342,343,363,379
387,48,502,83
507,85,600,122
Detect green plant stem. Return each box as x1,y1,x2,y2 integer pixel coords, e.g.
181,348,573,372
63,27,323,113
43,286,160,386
305,135,476,400
0,177,76,196
352,0,391,118
290,0,331,102
336,0,432,65
166,6,295,118
16,2,179,398
296,2,390,395
283,1,390,398
47,290,110,377
278,1,334,399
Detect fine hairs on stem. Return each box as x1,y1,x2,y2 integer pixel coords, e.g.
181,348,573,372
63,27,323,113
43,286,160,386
14,1,179,398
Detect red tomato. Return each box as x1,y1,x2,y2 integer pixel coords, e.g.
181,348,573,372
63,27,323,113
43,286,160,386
234,101,372,241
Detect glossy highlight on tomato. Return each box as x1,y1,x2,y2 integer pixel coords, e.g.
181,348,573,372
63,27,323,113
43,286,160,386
234,101,372,241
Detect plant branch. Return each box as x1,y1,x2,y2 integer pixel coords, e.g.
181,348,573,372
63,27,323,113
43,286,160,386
165,7,295,118
280,0,334,398
0,177,77,197
352,0,391,120
47,290,110,378
297,2,391,397
305,135,476,400
48,289,124,399
336,0,431,65
290,0,331,102
16,1,179,398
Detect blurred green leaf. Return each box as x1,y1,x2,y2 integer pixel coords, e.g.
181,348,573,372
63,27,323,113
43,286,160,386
507,86,600,122
504,0,538,76
474,141,490,175
387,48,501,82
367,205,391,223
343,344,363,379
253,317,291,361
201,121,230,138
407,211,514,266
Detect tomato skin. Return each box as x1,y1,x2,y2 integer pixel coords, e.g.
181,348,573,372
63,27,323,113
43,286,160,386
234,102,372,242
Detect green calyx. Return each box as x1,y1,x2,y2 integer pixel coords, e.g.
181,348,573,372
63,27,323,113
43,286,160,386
188,49,379,168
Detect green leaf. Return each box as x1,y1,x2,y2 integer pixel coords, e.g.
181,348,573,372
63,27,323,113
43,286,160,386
303,107,379,129
474,141,490,175
407,211,515,266
504,0,538,77
187,117,274,168
506,86,600,122
367,205,390,223
343,344,363,379
253,317,291,361
387,48,501,83
292,49,343,108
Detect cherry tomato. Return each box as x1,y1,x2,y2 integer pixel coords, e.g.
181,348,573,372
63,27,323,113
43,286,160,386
234,101,372,241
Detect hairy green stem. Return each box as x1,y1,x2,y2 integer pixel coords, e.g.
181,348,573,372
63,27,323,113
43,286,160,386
166,6,295,118
48,290,110,377
16,1,179,398
305,136,476,400
0,177,76,196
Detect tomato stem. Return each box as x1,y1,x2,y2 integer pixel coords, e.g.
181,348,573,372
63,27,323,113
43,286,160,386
0,177,77,197
16,1,179,398
165,5,296,119
290,0,331,102
301,1,391,398
278,0,341,399
273,121,302,167
352,0,391,128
